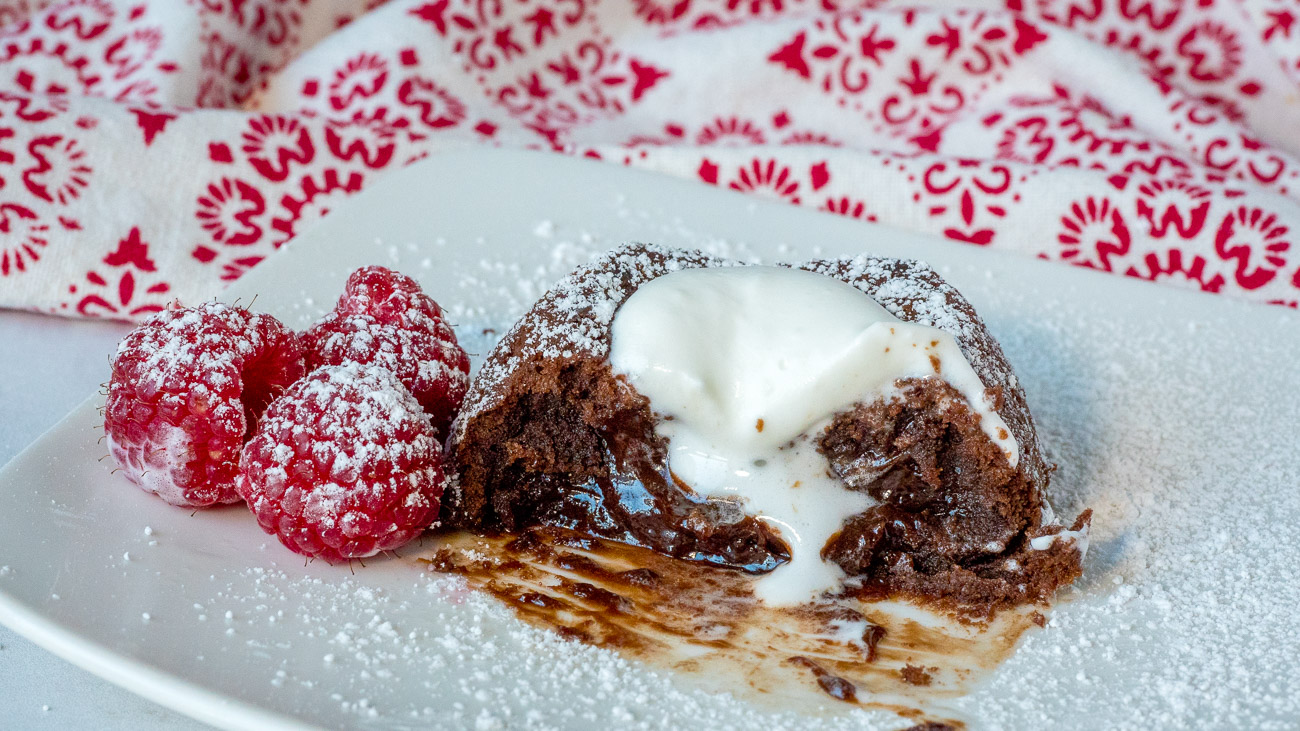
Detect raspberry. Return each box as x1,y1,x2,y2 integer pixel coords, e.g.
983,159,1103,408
104,302,304,508
333,264,451,329
236,363,446,562
302,266,469,436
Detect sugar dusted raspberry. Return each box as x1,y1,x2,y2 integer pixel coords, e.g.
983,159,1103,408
302,266,469,435
334,265,452,331
236,363,446,562
104,302,304,508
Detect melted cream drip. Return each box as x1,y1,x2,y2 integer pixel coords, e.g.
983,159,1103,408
608,266,1016,605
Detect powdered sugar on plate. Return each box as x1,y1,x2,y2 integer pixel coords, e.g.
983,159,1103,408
191,564,916,730
230,217,1298,727
945,293,1300,729
432,220,1298,728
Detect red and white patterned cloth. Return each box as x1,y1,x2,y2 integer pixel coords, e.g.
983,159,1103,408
2,0,1299,319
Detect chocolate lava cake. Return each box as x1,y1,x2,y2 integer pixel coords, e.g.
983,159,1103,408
444,243,1090,612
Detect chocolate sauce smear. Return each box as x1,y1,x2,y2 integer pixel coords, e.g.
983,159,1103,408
424,528,1049,727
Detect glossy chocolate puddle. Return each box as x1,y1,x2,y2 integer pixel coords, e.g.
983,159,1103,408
423,528,1046,728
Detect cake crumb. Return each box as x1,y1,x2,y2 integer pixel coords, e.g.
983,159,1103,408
900,665,934,686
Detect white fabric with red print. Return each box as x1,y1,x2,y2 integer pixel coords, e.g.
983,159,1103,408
2,0,1299,319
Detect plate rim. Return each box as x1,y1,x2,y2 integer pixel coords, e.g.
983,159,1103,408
0,406,314,731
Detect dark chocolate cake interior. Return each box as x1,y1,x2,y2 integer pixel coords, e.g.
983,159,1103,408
445,244,1088,612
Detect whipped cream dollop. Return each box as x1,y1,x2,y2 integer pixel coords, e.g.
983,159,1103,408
608,265,1017,606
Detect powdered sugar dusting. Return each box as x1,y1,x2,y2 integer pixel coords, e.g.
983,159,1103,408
302,266,470,436
174,564,907,730
428,233,1296,726
50,209,1299,728
940,292,1300,728
265,364,428,491
104,301,303,507
238,362,444,560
